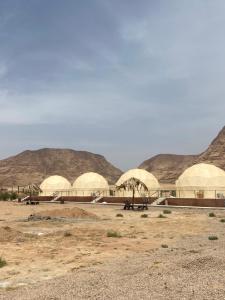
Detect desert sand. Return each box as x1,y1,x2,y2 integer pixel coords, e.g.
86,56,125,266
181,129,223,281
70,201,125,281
0,201,225,299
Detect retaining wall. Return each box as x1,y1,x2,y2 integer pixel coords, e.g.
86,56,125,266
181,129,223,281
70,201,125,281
162,198,225,207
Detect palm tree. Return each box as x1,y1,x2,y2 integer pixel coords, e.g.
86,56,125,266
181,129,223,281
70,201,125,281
116,177,148,205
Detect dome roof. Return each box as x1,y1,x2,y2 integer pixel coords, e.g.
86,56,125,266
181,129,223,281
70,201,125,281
116,168,160,189
73,172,109,189
176,163,225,187
40,175,71,191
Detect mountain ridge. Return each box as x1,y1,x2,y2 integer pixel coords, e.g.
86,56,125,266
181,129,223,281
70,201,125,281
0,148,122,186
0,126,224,187
139,126,225,183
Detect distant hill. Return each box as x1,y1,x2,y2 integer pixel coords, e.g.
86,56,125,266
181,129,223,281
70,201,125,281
197,126,225,169
1,126,224,187
139,154,198,184
0,148,122,186
139,126,225,183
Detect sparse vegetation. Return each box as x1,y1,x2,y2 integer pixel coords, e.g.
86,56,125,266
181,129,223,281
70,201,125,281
10,192,18,200
1,199,225,297
141,214,148,218
107,230,121,238
208,235,218,240
209,212,216,217
0,257,7,268
116,213,123,218
163,210,172,214
158,214,166,218
0,191,18,201
220,219,225,223
0,192,10,201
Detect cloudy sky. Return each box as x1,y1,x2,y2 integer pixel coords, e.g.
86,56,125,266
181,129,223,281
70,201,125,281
0,0,225,170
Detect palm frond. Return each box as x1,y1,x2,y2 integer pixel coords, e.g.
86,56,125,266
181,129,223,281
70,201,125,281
116,177,148,192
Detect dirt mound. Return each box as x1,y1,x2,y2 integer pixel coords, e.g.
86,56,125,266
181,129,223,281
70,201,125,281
0,226,25,242
32,207,98,220
182,256,224,271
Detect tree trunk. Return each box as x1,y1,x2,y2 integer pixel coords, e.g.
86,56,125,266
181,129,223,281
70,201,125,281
132,188,135,205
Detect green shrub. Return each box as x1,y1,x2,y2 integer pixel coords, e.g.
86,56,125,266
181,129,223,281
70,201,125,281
141,214,148,218
107,230,121,238
116,213,123,218
208,235,218,240
0,257,7,268
209,212,216,217
10,192,18,200
163,210,171,214
0,192,10,201
158,214,166,218
220,219,225,223
161,244,168,248
0,191,18,201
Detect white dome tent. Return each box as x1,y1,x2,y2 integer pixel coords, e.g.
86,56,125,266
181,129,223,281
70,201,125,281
72,172,109,196
40,175,71,196
176,163,225,199
115,168,160,197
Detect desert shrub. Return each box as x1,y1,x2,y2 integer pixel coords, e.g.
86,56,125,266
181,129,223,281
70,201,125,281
0,192,10,201
163,210,171,214
116,213,123,218
107,230,121,238
161,244,168,248
10,192,18,200
0,191,18,201
64,231,72,237
0,257,7,268
158,214,166,218
220,219,225,223
209,212,216,217
208,235,218,240
141,214,148,218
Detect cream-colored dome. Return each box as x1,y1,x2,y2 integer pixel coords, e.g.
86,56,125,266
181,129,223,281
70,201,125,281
176,163,225,199
176,163,225,187
73,172,109,190
40,175,71,196
72,172,109,196
116,168,160,190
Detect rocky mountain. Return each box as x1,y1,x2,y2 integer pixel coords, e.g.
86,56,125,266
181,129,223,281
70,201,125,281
139,154,198,184
197,126,225,170
139,126,225,184
0,148,122,187
1,126,224,187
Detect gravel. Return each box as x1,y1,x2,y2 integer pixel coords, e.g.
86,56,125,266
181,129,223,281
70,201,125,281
1,235,225,300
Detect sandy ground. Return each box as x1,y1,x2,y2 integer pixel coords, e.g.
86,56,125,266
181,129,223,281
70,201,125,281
0,201,225,299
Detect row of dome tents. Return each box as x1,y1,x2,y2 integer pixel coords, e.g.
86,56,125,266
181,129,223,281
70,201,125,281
40,169,161,197
39,163,225,199
40,172,109,196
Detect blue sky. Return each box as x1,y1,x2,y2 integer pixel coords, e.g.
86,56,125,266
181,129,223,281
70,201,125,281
0,0,225,170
